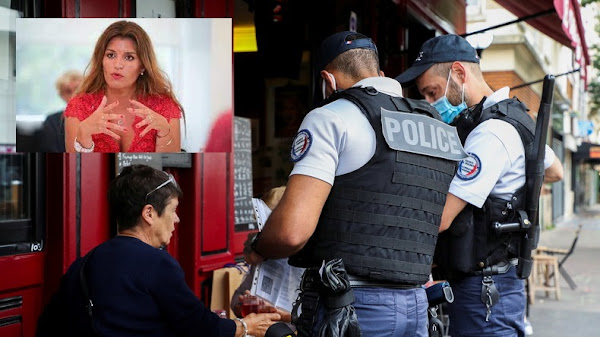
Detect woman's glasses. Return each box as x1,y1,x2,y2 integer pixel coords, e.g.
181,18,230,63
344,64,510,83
145,172,177,201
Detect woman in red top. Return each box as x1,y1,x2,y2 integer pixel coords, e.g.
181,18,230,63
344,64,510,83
65,20,182,153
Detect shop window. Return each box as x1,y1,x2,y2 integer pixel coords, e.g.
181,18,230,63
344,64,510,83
0,153,44,256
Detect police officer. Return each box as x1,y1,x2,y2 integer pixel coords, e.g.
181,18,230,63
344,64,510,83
396,34,564,337
245,31,463,337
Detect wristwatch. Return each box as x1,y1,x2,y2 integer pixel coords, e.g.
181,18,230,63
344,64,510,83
250,232,267,260
74,137,95,153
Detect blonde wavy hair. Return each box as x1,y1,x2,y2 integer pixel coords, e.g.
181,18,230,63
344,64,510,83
77,20,183,114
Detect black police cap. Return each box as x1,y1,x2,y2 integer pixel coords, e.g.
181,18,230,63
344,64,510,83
317,31,378,71
396,34,480,84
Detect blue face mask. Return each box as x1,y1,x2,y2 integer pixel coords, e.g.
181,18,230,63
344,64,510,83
431,71,467,124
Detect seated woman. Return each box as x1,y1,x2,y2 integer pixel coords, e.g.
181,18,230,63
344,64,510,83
36,165,280,337
65,20,182,152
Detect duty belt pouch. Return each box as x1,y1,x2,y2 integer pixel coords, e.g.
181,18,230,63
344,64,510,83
473,202,494,266
445,206,477,274
480,197,516,263
425,281,454,307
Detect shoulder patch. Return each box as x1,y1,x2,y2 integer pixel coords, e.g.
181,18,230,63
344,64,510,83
290,129,313,162
456,153,481,180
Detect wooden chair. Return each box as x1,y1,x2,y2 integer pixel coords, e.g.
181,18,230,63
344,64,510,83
528,224,583,303
529,253,560,303
535,223,583,290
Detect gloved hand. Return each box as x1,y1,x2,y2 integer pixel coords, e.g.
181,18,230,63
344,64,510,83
317,259,361,337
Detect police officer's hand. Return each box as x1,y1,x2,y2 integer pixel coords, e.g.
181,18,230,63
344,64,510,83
242,233,255,255
243,233,265,265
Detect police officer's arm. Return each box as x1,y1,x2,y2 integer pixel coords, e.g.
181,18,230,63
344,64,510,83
439,193,468,233
544,157,563,183
246,174,332,263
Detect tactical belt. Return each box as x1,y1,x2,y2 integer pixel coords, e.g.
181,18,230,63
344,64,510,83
347,274,421,289
472,258,518,276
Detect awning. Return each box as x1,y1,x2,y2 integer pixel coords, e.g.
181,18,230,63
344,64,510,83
574,142,600,163
495,0,590,83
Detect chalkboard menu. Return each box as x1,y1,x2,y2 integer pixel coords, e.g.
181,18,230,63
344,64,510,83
116,153,163,173
234,117,256,231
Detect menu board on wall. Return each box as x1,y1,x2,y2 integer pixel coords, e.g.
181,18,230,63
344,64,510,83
116,153,163,173
234,117,257,231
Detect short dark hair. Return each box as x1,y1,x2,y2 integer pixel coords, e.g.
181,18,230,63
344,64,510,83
108,165,183,231
326,33,380,78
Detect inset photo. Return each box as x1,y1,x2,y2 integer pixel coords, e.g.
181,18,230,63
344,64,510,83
16,18,232,153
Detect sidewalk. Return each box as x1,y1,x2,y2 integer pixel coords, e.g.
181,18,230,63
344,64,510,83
527,205,600,336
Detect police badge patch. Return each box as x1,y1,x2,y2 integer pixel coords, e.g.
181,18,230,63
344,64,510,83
456,153,481,180
290,129,312,162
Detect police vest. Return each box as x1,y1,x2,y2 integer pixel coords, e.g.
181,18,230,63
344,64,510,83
288,87,461,284
434,98,536,276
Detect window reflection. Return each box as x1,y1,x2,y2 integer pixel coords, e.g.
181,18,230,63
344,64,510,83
0,154,28,221
1,6,18,151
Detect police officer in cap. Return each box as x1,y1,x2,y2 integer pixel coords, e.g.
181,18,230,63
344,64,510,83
245,31,463,336
396,34,564,337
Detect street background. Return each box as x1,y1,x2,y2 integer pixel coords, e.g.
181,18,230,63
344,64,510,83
528,205,600,336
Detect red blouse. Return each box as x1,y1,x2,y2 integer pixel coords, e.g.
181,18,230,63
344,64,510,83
65,92,181,152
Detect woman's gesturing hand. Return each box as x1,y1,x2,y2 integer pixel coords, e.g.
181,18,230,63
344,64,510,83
77,96,125,145
129,99,171,138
